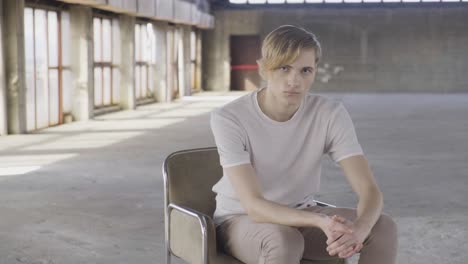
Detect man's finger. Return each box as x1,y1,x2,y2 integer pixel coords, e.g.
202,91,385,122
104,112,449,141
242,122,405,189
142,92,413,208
340,243,363,258
338,246,355,258
327,235,352,253
326,231,343,245
354,243,363,253
341,249,356,259
346,244,363,258
331,221,353,234
331,239,358,257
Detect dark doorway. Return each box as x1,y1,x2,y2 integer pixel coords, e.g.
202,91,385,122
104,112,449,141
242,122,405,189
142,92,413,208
230,35,262,91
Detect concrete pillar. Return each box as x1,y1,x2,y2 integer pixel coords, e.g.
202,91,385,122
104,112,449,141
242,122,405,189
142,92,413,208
182,25,192,97
0,0,8,135
202,12,223,92
70,6,93,121
167,25,176,102
3,0,26,134
195,30,202,91
154,22,168,102
119,15,136,110
176,26,186,98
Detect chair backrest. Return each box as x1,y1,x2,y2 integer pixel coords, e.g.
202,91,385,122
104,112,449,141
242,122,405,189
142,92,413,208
163,147,223,217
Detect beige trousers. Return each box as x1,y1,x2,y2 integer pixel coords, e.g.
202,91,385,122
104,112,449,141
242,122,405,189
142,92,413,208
216,206,398,264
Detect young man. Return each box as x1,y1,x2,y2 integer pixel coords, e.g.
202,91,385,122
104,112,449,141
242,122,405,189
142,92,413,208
210,25,398,264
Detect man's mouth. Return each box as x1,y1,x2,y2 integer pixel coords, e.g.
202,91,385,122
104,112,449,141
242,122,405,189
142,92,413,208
284,91,300,95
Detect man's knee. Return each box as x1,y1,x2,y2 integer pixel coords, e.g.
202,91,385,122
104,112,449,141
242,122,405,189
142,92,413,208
377,214,397,234
369,214,398,243
261,225,305,262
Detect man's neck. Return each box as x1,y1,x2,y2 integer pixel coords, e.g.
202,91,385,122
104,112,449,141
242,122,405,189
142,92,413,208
258,88,300,122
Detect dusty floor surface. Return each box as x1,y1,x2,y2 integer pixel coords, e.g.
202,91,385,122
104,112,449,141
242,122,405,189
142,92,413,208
0,92,467,264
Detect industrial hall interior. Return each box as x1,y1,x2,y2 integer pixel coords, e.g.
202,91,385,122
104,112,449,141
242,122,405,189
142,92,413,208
0,0,467,264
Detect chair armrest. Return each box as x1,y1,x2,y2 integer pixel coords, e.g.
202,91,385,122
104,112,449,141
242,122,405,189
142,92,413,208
167,203,217,264
313,200,337,208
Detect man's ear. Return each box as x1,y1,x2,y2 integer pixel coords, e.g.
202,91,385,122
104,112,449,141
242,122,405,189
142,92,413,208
257,59,267,81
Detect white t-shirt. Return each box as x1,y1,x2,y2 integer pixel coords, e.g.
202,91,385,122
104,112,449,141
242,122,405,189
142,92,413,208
210,88,364,226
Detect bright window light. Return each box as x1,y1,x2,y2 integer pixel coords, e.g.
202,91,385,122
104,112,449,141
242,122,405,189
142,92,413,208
421,0,439,2
382,0,400,2
287,0,305,2
249,0,267,3
305,0,324,3
0,166,41,176
229,0,248,3
22,132,143,150
441,0,460,2
402,0,419,2
324,0,342,3
344,0,362,3
0,154,77,176
268,0,286,3
363,0,381,2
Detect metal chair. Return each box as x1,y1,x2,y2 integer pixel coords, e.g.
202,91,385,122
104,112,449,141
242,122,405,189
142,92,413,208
163,147,346,264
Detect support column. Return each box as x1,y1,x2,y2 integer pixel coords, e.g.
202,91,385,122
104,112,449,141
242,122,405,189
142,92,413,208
176,26,185,98
119,15,135,110
3,0,26,134
182,25,192,97
195,29,202,92
0,0,8,135
154,22,168,102
70,6,93,121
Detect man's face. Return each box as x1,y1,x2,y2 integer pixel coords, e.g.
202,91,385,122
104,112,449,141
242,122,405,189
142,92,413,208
265,49,317,106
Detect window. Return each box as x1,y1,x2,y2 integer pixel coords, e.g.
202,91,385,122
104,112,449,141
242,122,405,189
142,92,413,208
93,16,120,108
24,6,71,131
134,22,156,101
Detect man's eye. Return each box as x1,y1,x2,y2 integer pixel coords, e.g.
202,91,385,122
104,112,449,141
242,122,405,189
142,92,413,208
280,66,289,71
303,68,313,73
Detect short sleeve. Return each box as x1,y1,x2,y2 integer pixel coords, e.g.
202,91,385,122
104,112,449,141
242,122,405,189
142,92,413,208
324,103,364,163
210,110,251,168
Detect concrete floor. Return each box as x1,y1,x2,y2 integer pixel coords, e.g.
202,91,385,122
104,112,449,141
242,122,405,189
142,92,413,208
0,92,467,264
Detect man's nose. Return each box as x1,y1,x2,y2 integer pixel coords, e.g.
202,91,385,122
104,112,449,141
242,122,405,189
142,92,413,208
287,71,300,87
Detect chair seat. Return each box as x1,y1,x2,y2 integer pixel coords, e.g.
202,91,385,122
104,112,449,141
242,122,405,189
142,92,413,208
215,252,346,264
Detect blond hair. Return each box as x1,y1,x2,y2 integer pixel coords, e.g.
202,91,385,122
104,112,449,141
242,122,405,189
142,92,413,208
257,25,322,79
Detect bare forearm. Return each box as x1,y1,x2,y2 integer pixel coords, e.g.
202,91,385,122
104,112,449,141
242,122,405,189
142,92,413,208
355,188,383,233
338,155,384,233
248,198,325,228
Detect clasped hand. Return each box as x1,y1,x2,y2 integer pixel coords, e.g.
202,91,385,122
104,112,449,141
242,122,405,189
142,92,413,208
320,215,368,259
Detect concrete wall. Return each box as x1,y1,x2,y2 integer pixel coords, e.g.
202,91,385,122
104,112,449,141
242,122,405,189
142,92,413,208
203,7,468,93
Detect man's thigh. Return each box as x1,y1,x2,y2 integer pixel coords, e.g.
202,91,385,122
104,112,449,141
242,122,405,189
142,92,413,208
297,206,358,261
216,215,305,264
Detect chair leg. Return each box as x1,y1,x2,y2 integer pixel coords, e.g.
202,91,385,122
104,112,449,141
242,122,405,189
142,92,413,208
165,245,171,264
